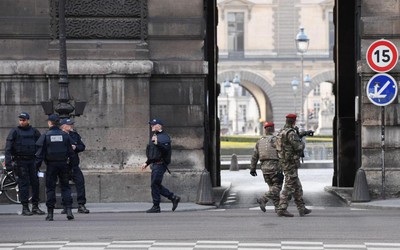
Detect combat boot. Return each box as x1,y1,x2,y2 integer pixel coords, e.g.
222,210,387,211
65,208,74,220
171,195,181,211
146,205,161,213
277,210,294,217
46,208,54,221
78,204,90,214
299,207,312,217
256,198,267,212
32,203,45,215
22,204,33,216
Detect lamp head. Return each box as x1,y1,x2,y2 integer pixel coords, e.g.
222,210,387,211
296,27,309,53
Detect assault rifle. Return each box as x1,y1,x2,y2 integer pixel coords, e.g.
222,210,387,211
298,129,314,138
294,127,314,161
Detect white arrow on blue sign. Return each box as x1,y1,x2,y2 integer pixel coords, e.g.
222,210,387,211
366,73,398,106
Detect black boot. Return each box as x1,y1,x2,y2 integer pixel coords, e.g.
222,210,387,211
32,203,45,215
66,207,74,220
45,208,54,221
256,197,267,212
146,205,161,213
171,195,181,211
78,204,90,214
277,210,294,217
61,208,66,214
22,204,33,216
299,207,312,217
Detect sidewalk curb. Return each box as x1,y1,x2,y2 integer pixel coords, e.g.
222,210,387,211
0,202,218,216
325,186,400,210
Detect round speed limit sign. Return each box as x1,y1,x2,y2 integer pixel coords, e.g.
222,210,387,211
366,39,398,72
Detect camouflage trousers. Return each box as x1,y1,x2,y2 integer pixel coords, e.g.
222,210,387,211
277,159,305,211
260,160,283,209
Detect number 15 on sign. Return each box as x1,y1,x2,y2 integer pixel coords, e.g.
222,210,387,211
366,39,398,73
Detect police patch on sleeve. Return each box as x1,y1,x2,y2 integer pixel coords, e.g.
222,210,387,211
50,135,63,142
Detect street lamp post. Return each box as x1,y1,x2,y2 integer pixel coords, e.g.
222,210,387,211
304,74,312,129
291,79,299,114
295,27,309,130
224,79,231,133
224,74,241,134
41,0,86,119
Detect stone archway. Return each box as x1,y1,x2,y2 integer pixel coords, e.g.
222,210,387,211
304,70,335,96
218,70,274,123
303,70,335,133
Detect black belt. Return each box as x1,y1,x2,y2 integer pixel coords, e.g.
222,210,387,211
15,156,35,160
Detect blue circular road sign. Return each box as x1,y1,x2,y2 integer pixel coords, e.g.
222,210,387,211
366,73,398,106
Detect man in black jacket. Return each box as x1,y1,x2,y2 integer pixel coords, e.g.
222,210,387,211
60,118,89,214
141,119,180,213
35,114,75,221
4,112,45,216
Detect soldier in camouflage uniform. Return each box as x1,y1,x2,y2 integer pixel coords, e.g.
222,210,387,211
275,114,312,217
250,122,283,212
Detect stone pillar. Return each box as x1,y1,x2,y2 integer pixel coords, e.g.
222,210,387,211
358,0,400,198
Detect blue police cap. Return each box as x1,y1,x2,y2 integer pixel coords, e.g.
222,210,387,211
18,112,30,120
148,119,164,126
47,114,60,122
60,118,75,126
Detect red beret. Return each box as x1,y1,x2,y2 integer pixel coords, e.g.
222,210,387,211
286,113,297,119
263,122,274,128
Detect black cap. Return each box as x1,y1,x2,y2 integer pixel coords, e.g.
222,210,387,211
47,114,60,122
148,119,164,126
18,112,30,120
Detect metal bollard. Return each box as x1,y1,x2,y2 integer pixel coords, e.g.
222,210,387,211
352,168,371,202
196,169,214,205
229,154,239,171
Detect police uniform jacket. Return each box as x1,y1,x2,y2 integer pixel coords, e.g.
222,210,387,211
4,125,41,168
69,130,86,166
145,130,171,166
35,126,76,168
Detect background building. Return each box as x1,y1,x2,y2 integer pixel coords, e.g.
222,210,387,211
217,0,335,134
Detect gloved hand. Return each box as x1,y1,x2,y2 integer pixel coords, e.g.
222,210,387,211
5,164,13,172
6,161,16,172
250,169,257,176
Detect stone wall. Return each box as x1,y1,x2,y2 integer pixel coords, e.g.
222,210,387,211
359,0,400,198
0,0,208,202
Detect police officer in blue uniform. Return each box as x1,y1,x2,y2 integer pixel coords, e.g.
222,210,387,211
59,118,89,214
35,114,76,221
4,112,45,216
141,119,181,213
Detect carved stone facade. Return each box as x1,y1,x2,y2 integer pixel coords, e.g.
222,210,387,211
49,0,147,40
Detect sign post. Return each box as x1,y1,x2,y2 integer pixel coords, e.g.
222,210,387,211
365,38,399,198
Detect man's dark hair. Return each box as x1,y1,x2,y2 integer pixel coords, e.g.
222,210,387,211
49,121,59,126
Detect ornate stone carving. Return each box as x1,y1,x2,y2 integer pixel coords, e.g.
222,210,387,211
50,0,147,39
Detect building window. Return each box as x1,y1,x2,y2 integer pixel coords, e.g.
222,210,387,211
219,105,227,117
314,84,321,96
228,12,244,58
313,102,320,119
